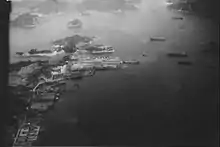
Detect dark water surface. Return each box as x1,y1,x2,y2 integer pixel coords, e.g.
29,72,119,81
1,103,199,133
11,0,218,146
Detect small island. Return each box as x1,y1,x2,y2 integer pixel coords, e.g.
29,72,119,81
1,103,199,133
10,12,41,29
67,19,83,29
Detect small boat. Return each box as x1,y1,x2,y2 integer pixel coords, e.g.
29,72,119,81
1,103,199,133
28,49,52,54
172,16,183,20
102,61,123,65
165,0,173,6
178,61,192,65
122,60,140,64
91,49,115,54
166,2,173,6
167,52,187,57
24,24,36,28
102,64,119,69
150,37,166,41
81,56,122,64
79,60,101,65
95,64,118,70
96,56,120,61
85,45,115,54
94,45,112,49
15,52,25,56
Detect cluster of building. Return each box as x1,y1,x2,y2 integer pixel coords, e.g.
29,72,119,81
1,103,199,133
8,34,140,146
